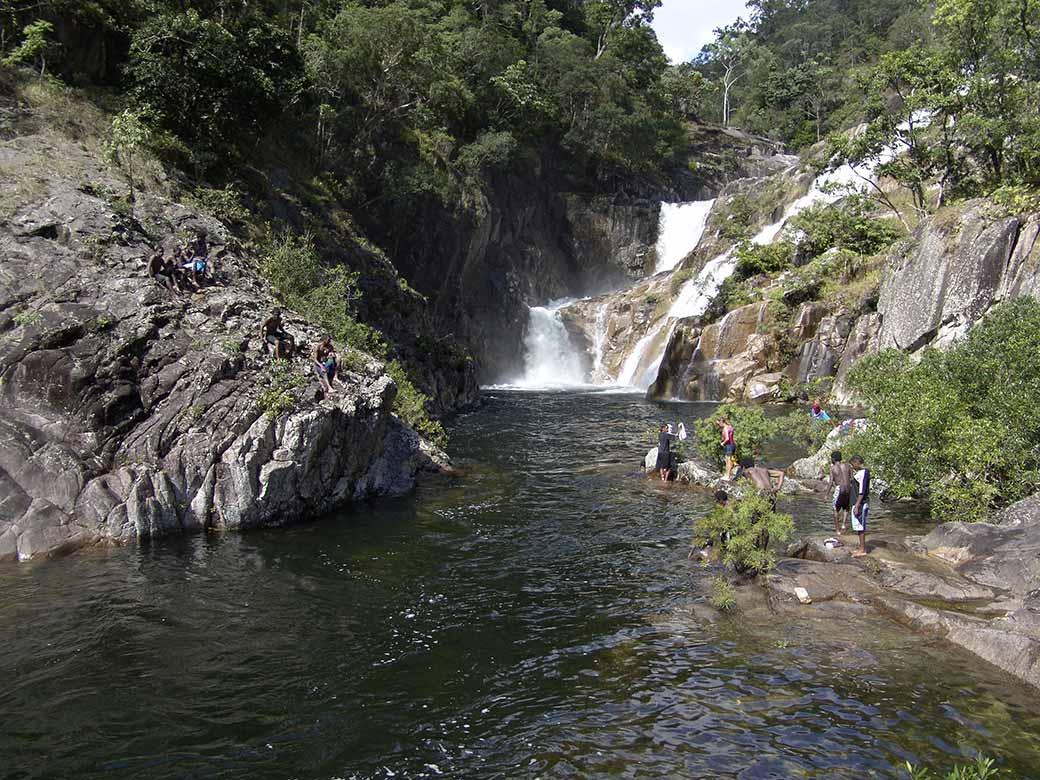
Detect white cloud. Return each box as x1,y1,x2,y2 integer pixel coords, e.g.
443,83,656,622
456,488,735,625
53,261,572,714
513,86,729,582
651,0,749,64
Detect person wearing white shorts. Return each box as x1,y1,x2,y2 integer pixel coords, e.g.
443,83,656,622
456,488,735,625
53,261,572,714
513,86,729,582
849,455,871,557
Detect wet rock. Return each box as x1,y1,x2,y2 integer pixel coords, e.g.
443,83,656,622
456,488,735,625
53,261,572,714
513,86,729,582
744,372,784,402
921,493,1040,596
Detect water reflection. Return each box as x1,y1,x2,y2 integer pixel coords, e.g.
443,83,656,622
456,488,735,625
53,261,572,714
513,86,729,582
0,390,1037,780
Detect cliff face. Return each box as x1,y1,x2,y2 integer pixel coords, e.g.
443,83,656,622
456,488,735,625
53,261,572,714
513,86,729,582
376,132,792,383
0,93,450,561
649,200,1040,404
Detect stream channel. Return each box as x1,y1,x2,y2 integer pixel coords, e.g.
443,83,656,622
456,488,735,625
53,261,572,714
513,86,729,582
3,390,1040,779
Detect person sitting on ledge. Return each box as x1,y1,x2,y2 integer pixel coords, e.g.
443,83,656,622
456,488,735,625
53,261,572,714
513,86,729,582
312,335,343,397
147,251,179,292
260,308,295,360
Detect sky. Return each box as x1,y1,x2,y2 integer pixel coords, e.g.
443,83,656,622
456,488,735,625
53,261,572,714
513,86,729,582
650,0,749,64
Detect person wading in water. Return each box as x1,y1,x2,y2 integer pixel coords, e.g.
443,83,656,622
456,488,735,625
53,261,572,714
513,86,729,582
655,424,678,482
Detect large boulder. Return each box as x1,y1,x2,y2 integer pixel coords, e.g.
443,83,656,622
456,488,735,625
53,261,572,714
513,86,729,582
789,419,867,479
921,493,1040,596
877,202,1020,352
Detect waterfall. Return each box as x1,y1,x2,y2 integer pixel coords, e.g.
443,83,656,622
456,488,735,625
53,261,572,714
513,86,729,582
654,200,715,274
513,300,588,388
590,303,611,383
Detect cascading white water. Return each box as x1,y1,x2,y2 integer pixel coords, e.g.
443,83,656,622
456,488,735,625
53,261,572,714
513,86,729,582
513,300,588,388
589,303,611,383
654,200,715,273
619,131,923,389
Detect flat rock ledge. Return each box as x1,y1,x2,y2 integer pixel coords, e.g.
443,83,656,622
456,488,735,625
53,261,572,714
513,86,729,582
767,494,1040,690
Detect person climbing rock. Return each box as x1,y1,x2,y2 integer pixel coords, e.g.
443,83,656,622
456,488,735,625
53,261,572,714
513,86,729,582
735,456,785,510
260,308,295,360
849,455,871,557
656,423,678,482
829,450,853,535
716,416,737,480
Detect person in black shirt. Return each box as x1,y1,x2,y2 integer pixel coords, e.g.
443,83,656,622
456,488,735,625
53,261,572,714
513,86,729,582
655,424,678,482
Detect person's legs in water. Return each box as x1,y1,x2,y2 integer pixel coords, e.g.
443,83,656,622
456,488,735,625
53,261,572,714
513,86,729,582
851,502,869,556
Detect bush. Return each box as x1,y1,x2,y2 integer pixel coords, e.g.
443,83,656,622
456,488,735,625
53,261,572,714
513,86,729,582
776,410,832,456
905,755,1007,780
256,359,307,418
387,361,447,447
693,404,780,466
790,195,902,261
693,494,795,574
709,576,736,611
849,299,1040,522
734,238,795,278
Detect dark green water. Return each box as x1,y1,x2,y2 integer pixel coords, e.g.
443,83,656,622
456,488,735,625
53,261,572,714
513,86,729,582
2,390,1039,780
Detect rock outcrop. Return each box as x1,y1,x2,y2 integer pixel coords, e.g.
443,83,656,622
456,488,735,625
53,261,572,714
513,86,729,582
0,108,450,562
771,493,1040,689
653,199,1040,404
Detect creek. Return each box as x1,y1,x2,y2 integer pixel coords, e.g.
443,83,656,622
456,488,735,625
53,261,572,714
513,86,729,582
3,390,1040,780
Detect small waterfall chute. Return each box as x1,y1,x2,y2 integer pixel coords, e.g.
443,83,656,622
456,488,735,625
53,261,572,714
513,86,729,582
654,200,715,274
513,299,588,388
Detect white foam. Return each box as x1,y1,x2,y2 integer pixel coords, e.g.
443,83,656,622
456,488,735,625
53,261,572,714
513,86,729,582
654,200,715,273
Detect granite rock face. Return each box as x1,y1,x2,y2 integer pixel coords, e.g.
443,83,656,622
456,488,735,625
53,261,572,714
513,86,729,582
773,493,1040,689
0,133,448,562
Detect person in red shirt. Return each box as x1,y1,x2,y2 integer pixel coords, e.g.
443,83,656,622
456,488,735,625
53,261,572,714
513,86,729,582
715,416,737,480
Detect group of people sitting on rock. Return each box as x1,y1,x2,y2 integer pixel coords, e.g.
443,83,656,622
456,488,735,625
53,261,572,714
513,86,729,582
656,413,873,558
147,229,215,292
260,308,344,398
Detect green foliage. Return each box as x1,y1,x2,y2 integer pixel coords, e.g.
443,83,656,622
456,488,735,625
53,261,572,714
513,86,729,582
776,410,833,456
734,238,795,278
12,308,42,327
849,299,1040,521
905,755,1007,780
256,359,307,419
126,9,301,167
2,20,57,76
104,109,152,203
791,196,903,260
386,360,446,447
693,404,780,464
669,268,694,296
694,494,795,575
709,576,736,611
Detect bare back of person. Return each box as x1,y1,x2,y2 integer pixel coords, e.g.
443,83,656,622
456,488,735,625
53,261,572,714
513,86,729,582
830,461,852,488
743,467,775,494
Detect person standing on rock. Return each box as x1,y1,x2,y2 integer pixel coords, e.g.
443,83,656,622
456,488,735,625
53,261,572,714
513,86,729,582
829,450,853,535
736,456,785,510
656,424,678,482
850,455,871,557
716,416,737,480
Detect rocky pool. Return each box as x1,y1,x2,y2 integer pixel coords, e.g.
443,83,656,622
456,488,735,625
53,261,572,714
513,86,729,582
3,390,1039,779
